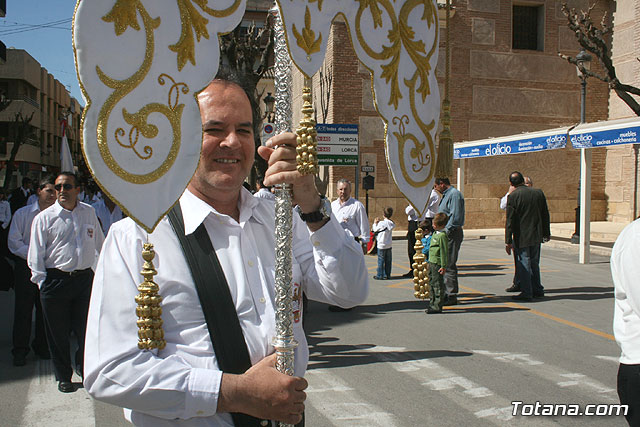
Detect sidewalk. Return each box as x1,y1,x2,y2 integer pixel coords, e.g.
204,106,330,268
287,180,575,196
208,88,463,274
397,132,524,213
392,221,629,257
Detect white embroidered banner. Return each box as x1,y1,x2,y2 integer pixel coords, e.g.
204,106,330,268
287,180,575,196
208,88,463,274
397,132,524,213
276,0,441,214
74,0,246,232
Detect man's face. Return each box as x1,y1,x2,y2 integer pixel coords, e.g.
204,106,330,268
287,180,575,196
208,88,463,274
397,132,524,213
55,175,79,207
37,184,57,208
337,182,351,202
190,81,255,198
434,181,447,194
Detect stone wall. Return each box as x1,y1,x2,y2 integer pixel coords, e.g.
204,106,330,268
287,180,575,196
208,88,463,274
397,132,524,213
605,0,640,222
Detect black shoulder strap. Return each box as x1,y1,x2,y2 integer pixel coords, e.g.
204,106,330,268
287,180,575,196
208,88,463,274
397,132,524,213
167,205,262,427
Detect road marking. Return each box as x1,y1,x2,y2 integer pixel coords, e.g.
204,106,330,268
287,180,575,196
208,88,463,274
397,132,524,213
355,346,526,424
594,355,619,363
306,369,399,426
20,359,94,427
473,350,617,401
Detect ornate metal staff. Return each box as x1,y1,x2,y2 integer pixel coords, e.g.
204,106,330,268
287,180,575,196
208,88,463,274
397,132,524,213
270,3,297,389
270,7,318,425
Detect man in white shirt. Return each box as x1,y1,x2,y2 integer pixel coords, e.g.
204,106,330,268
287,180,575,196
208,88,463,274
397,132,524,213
8,176,57,367
93,193,124,235
84,74,368,426
404,187,440,278
253,173,275,201
28,172,104,393
611,217,640,426
331,178,369,250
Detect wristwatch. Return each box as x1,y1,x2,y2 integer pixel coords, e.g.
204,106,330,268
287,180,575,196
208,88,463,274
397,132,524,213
295,195,331,223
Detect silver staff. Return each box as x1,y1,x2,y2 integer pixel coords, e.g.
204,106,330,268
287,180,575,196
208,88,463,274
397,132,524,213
270,2,297,392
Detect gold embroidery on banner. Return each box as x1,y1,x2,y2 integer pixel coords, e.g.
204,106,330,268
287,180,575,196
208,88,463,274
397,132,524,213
354,0,437,108
309,0,324,12
97,3,185,185
292,6,322,59
170,0,242,70
102,0,141,35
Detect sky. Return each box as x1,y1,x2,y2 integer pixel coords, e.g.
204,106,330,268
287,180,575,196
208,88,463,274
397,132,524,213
2,0,83,104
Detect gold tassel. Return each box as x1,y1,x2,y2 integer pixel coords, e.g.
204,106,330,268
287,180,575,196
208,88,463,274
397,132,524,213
412,227,430,300
434,99,453,179
296,85,318,176
135,243,166,350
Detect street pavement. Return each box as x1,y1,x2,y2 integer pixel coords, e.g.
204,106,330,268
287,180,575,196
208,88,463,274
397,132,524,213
0,236,625,426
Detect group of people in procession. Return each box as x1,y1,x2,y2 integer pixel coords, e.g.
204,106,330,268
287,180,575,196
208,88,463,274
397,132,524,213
0,69,636,426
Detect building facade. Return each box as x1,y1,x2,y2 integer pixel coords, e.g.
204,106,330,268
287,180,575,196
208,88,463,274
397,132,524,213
290,0,622,230
0,48,83,189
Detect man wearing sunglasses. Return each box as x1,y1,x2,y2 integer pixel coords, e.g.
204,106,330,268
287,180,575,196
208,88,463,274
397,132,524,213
27,172,104,393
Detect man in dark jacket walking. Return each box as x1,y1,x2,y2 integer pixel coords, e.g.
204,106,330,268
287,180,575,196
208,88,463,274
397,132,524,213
505,171,550,302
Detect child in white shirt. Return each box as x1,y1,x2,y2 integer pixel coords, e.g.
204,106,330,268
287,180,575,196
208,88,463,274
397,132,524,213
372,207,395,279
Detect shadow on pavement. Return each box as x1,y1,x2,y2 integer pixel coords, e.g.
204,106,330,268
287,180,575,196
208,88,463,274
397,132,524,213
307,340,472,369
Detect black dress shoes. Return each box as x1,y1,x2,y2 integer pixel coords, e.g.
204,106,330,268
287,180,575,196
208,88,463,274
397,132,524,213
58,381,75,393
533,291,545,298
511,293,533,302
425,308,442,314
505,284,521,292
402,271,414,278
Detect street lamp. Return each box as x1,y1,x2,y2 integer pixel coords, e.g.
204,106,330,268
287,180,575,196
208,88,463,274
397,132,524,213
263,92,275,123
570,49,592,264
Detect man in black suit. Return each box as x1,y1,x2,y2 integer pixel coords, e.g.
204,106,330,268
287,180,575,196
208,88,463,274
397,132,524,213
505,171,550,302
10,177,33,214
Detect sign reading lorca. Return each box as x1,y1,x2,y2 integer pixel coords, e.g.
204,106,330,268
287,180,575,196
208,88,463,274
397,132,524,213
316,123,359,166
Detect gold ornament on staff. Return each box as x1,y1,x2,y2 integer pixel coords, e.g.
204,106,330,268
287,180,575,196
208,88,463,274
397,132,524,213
135,243,166,350
296,87,318,176
412,227,430,300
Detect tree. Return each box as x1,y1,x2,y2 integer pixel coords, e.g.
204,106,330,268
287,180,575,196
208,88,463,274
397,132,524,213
219,17,274,188
560,2,640,116
3,111,35,191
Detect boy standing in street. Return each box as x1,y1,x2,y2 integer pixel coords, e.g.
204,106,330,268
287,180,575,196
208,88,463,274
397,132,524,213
426,213,449,314
373,207,395,280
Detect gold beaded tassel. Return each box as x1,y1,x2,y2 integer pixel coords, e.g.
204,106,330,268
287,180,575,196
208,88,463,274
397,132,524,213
135,243,166,350
296,85,318,175
412,228,430,300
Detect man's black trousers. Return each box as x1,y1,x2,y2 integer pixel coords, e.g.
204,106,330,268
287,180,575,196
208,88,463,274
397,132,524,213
39,268,93,382
12,258,48,357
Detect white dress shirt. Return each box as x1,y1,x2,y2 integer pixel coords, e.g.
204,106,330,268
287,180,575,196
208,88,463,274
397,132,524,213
331,197,370,242
612,218,640,365
84,188,368,426
0,200,10,229
253,187,275,201
373,218,395,249
425,188,441,219
27,200,105,287
500,192,509,210
27,193,38,206
8,202,42,260
93,199,124,235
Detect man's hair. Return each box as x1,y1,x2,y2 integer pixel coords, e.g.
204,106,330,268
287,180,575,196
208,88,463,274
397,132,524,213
435,177,450,186
383,206,393,218
524,176,533,186
57,171,79,187
211,66,261,138
337,178,351,188
22,177,32,185
38,175,55,190
433,212,448,228
509,171,525,186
